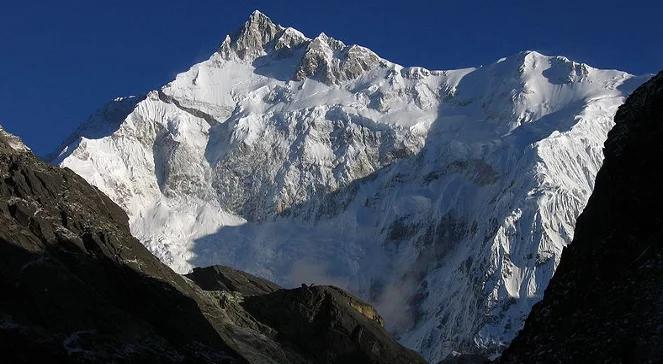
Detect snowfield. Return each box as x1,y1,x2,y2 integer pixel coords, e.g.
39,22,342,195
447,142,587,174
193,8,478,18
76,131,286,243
54,10,649,362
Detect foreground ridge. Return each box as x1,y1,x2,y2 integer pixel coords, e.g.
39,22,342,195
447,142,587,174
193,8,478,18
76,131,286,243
0,127,423,363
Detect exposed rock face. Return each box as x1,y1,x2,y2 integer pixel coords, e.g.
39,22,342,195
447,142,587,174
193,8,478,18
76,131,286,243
219,11,382,85
0,128,423,363
500,71,663,363
186,265,281,297
242,286,426,364
292,33,383,84
220,10,307,62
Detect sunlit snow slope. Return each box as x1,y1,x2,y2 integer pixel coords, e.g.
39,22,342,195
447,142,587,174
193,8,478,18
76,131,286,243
54,10,648,362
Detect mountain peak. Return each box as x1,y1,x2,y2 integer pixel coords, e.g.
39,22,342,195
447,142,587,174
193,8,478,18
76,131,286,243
219,10,284,60
311,32,345,50
292,32,383,84
249,9,266,18
522,49,545,57
486,50,595,87
217,12,380,84
246,9,275,29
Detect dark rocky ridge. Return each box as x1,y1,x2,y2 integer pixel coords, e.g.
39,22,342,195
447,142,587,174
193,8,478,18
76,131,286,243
500,71,663,363
0,130,250,363
186,265,281,297
186,270,427,364
242,286,426,364
0,129,424,363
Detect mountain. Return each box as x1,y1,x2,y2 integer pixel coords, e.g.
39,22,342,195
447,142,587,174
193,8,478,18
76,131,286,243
0,125,424,363
500,71,663,363
52,10,649,361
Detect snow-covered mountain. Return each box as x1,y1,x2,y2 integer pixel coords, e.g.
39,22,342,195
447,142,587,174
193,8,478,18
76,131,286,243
53,10,648,362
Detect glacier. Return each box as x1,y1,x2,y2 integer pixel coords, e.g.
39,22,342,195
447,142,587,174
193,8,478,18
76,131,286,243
53,10,649,362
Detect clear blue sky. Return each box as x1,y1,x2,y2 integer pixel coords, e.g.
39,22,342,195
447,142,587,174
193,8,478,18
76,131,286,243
1,0,661,156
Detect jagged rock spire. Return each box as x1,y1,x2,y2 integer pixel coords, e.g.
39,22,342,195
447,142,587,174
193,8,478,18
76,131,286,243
220,10,302,61
293,33,383,84
219,11,382,85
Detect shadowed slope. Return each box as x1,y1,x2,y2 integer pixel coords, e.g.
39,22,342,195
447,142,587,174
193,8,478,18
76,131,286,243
0,129,244,363
0,126,423,363
501,71,663,363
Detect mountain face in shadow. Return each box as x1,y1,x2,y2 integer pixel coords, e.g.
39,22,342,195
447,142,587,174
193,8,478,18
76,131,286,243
0,128,423,364
0,127,242,363
500,71,663,363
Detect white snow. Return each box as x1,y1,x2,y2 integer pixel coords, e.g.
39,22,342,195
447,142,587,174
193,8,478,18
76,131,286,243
54,11,649,362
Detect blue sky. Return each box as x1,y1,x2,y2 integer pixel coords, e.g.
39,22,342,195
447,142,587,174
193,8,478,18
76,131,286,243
1,0,661,156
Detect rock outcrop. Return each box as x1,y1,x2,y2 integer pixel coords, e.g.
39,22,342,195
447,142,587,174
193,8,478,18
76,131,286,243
186,265,281,297
242,286,425,364
500,71,663,363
